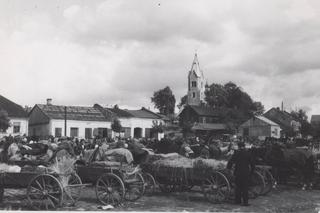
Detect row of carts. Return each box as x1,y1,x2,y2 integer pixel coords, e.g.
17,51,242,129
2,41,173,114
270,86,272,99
0,150,275,210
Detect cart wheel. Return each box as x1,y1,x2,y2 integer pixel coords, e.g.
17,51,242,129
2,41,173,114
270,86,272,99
27,174,63,210
142,172,156,195
249,171,265,199
201,171,231,203
258,168,275,195
124,173,145,201
63,173,82,206
95,173,125,206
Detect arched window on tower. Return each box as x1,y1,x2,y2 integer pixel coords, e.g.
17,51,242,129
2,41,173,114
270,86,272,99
192,92,195,98
192,81,197,87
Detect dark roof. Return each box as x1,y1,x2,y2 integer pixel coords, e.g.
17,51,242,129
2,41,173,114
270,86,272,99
37,104,107,121
189,105,220,117
0,95,28,118
126,108,162,119
311,115,320,123
106,107,133,118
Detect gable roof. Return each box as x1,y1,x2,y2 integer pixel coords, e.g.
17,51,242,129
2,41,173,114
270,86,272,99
36,104,107,122
256,116,279,126
0,95,28,118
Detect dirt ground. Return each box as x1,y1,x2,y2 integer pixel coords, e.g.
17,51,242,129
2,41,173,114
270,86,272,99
1,185,320,212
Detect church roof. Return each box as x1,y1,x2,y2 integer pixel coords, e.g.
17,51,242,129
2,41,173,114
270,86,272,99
189,53,203,78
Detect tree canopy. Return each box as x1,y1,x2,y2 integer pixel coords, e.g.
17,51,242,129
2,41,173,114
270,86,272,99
290,109,312,137
151,86,176,115
205,81,264,128
177,95,188,109
111,117,122,133
0,110,10,132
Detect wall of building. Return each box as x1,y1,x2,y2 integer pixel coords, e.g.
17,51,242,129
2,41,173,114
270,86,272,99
240,117,281,139
29,123,50,138
49,119,112,138
119,117,164,139
188,72,205,105
0,117,28,137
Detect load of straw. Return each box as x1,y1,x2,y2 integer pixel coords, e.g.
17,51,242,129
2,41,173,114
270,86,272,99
0,163,21,173
49,156,76,188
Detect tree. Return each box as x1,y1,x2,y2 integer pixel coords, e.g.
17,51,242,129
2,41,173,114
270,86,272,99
151,86,176,115
151,120,164,133
205,82,264,128
177,95,188,109
291,109,312,137
0,110,10,132
253,102,265,115
111,118,122,137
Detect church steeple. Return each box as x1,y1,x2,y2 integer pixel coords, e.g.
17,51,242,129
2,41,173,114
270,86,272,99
187,53,206,106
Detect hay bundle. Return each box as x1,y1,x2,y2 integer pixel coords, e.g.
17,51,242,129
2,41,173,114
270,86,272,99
49,156,76,187
192,158,227,170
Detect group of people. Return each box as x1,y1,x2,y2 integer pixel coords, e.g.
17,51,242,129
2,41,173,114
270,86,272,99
0,134,256,207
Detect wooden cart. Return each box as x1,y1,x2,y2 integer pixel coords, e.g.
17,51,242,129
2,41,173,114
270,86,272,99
0,168,82,210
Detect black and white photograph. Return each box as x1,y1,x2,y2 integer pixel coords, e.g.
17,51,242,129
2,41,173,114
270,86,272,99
1,0,320,212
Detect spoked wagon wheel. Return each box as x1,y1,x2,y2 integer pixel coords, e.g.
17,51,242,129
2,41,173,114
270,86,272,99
257,168,275,195
27,174,63,210
249,171,265,199
63,173,83,206
142,172,156,195
201,171,231,203
95,173,125,206
124,173,145,201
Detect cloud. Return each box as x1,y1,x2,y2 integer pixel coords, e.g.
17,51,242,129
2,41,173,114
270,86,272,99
0,0,320,118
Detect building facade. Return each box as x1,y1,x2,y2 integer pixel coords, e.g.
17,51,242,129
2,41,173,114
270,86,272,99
0,95,28,137
187,54,206,106
239,116,281,139
28,103,111,139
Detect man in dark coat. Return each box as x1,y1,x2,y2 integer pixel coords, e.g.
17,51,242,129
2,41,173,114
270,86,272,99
227,142,255,206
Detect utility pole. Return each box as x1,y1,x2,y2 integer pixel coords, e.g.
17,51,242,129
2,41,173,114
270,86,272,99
64,106,67,136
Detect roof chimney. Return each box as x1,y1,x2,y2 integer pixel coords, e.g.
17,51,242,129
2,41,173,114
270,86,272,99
47,98,52,105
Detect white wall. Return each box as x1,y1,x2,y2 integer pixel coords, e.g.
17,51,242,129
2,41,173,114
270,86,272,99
50,119,111,138
271,125,281,138
119,117,164,138
0,117,28,137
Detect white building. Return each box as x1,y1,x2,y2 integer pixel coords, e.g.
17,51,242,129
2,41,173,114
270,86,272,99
28,100,164,139
0,95,29,137
95,104,164,139
29,100,112,139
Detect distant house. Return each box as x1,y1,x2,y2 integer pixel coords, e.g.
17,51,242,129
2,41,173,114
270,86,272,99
0,95,29,137
29,99,112,139
178,105,227,134
239,116,281,139
264,107,301,137
95,104,164,139
311,115,320,127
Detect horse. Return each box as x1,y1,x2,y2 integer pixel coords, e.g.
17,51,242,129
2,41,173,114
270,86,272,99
249,144,315,189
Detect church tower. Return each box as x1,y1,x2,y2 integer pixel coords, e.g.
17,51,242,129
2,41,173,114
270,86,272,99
187,54,206,105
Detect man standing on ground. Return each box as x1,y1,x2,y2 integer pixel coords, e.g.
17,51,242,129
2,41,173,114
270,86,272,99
227,141,255,206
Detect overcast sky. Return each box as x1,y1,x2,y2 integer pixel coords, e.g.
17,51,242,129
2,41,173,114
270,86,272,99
1,0,320,117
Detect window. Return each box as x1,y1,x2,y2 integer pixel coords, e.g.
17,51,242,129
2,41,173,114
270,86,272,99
55,128,62,137
13,122,20,133
274,128,278,136
70,127,79,137
85,128,92,139
192,92,195,98
191,81,197,87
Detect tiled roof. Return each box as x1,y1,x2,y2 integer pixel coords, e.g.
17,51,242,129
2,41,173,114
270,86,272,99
0,95,28,118
126,108,162,119
106,107,133,118
37,104,107,121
